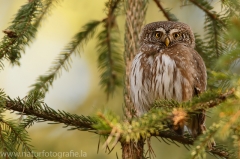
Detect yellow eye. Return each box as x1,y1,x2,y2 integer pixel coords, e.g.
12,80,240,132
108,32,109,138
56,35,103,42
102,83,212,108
173,33,180,38
155,32,162,38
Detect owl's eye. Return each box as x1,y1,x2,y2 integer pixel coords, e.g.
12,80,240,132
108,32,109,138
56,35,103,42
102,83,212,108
173,33,181,38
155,32,162,38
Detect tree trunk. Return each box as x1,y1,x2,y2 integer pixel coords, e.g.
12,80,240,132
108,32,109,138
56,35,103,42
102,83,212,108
123,0,147,158
124,0,147,117
121,139,145,159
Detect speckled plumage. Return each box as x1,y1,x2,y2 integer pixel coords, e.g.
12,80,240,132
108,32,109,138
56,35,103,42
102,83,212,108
130,21,208,138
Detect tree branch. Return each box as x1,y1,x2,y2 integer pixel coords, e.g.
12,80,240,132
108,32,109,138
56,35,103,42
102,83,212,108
1,90,235,159
97,0,123,99
3,97,96,131
192,89,235,110
152,131,230,159
152,0,178,21
153,0,171,21
29,20,101,95
189,0,225,26
0,0,56,66
0,118,37,158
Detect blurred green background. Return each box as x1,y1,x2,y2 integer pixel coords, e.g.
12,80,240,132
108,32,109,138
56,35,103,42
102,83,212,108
0,0,221,158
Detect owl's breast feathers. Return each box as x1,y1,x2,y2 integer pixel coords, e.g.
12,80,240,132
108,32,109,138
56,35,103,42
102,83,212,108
130,44,206,115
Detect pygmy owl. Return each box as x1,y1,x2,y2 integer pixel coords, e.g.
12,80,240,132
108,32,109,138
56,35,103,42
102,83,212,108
129,21,211,143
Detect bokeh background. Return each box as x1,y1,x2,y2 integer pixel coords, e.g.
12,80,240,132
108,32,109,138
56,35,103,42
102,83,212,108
0,0,221,158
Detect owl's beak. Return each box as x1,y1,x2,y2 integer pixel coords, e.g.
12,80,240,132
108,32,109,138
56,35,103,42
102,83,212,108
165,37,170,47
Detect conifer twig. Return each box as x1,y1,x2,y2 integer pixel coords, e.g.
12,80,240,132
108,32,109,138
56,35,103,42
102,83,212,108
97,0,123,99
189,0,225,26
97,112,121,149
210,147,230,159
152,0,178,21
1,90,234,158
0,118,37,158
152,131,230,158
33,0,59,28
192,89,235,110
29,20,101,95
3,97,96,131
0,0,56,66
153,0,171,21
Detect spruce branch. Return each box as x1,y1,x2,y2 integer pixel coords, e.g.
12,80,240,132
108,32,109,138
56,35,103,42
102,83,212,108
152,0,178,21
1,92,97,132
207,71,240,91
97,112,122,149
215,105,240,158
190,123,219,159
220,110,240,138
125,90,235,140
21,116,39,129
95,98,232,158
189,0,225,26
95,90,234,157
205,15,225,61
215,47,240,71
206,16,222,58
153,130,194,145
96,0,123,99
153,90,235,111
221,0,240,17
190,89,235,110
33,0,59,29
29,20,101,95
0,116,37,159
153,130,231,158
232,126,240,158
188,0,228,62
0,125,17,159
194,33,209,65
0,0,56,66
204,16,228,62
209,146,232,159
0,89,235,158
215,18,240,70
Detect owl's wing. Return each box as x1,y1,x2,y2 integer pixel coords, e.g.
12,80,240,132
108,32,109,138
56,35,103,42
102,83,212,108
191,49,207,96
188,49,209,137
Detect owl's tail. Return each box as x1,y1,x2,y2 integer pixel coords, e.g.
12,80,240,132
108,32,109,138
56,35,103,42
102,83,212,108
187,110,216,150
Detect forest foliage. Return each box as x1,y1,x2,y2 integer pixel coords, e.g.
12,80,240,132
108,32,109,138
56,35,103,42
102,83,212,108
0,0,240,159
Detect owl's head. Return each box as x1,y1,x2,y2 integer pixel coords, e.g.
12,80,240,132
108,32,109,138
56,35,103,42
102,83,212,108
140,21,195,49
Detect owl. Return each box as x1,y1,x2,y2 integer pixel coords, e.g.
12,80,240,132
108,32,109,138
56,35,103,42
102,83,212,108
129,21,210,141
